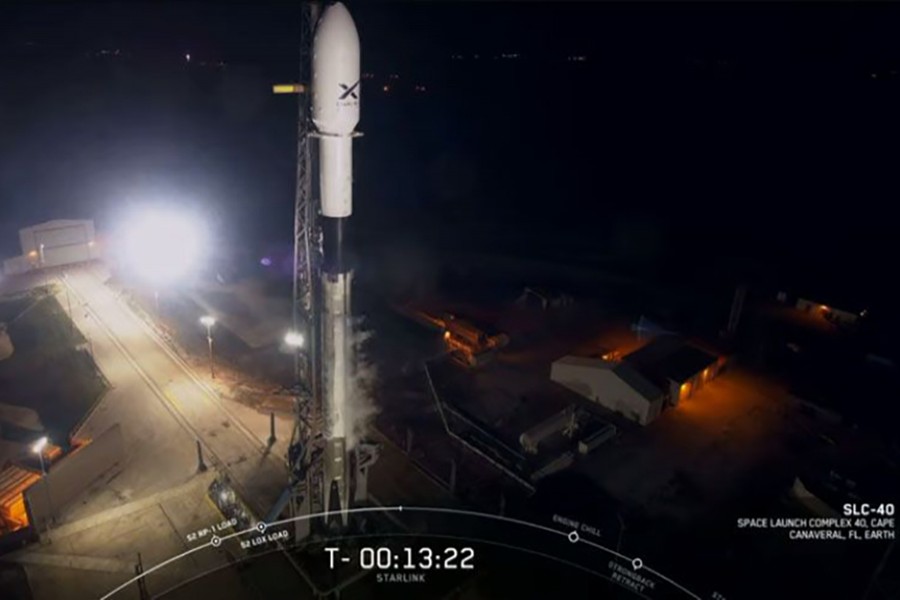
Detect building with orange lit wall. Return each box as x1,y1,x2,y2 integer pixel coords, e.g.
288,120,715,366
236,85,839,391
623,335,721,407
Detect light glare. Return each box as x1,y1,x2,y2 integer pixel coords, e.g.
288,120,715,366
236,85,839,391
120,207,206,286
32,436,48,454
285,331,305,348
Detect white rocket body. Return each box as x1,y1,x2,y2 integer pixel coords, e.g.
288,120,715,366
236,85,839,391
313,1,359,219
312,1,359,525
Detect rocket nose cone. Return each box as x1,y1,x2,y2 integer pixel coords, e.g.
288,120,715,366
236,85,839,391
313,0,361,135
316,2,359,47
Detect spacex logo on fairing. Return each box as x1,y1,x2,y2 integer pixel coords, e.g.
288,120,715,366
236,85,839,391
339,81,360,101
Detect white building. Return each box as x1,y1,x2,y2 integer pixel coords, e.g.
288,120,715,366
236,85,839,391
550,356,665,425
4,219,98,275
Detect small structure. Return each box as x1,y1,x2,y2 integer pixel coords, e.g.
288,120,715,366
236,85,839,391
577,421,617,455
518,405,578,455
3,219,98,275
0,404,44,442
439,314,508,367
516,287,574,310
0,466,40,533
0,325,12,361
795,298,863,326
550,356,665,425
623,335,722,406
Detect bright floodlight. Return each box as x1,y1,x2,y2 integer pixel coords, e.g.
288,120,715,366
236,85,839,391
32,436,48,454
120,207,207,286
284,331,305,348
200,315,216,327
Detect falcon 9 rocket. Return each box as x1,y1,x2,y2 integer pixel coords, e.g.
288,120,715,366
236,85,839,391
311,1,360,525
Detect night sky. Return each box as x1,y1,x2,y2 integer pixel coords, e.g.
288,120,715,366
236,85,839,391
2,2,899,311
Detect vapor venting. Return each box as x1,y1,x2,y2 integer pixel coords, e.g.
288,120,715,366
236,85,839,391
345,318,379,450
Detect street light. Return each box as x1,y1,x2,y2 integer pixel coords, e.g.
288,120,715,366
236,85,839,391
284,331,305,348
200,315,216,379
59,273,74,334
31,436,54,537
32,436,47,455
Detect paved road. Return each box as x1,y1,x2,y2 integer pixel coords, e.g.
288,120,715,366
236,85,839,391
61,266,287,520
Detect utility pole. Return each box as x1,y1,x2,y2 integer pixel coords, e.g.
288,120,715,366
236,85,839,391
31,437,54,541
200,316,216,379
60,274,74,334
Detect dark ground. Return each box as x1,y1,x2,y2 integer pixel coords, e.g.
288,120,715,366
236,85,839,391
0,288,107,446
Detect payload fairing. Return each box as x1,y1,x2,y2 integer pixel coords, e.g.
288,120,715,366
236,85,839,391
312,1,360,524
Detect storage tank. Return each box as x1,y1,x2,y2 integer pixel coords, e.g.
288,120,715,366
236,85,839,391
519,407,577,454
578,423,617,455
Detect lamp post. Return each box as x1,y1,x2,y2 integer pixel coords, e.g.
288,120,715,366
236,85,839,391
61,273,73,333
31,436,55,538
283,330,305,447
200,315,216,379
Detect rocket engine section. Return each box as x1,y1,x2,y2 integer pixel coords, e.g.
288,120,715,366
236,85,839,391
312,1,360,526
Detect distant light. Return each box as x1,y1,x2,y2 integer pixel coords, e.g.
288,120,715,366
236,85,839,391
28,250,38,258
88,241,95,247
260,256,272,267
32,436,48,454
200,315,216,327
285,331,305,348
118,206,208,286
273,83,305,94
383,85,390,92
820,304,829,312
185,53,191,62
443,330,451,340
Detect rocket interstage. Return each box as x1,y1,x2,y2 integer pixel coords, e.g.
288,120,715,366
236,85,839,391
312,1,359,526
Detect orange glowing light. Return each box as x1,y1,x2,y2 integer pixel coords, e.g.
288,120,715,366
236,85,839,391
273,83,306,94
443,331,451,340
